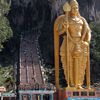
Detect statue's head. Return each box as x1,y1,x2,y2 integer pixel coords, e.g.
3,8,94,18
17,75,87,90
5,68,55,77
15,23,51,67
69,0,79,16
70,0,78,7
63,0,80,17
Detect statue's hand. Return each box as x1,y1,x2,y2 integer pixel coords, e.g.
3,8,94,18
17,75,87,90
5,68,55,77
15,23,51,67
82,41,89,46
84,42,89,46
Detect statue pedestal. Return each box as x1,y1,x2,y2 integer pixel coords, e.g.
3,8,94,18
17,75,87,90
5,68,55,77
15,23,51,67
54,88,96,100
54,89,70,100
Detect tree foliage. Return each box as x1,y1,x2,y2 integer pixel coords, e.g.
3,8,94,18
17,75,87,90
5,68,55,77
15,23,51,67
0,66,15,92
90,22,100,61
0,0,12,51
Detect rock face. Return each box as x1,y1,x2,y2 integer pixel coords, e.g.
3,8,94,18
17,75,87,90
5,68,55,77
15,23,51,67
9,0,100,31
50,0,100,21
8,0,51,32
8,0,100,84
78,0,100,21
11,0,31,7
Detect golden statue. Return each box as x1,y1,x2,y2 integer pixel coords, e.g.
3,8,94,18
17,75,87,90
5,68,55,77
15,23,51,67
54,0,91,90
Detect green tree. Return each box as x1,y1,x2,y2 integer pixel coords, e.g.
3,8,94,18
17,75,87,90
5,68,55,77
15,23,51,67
0,0,12,51
90,22,100,61
0,66,15,92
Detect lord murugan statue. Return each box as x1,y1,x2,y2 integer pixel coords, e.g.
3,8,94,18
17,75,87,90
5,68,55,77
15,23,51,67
54,0,91,90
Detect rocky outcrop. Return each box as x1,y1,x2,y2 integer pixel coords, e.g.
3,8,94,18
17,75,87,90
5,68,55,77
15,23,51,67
9,0,100,32
50,0,100,22
8,0,100,84
8,0,51,32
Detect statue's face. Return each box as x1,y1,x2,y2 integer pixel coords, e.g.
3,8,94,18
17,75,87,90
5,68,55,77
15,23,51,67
71,5,79,15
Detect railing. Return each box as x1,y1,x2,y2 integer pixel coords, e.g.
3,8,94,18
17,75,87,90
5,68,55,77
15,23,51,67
0,93,16,100
19,83,55,100
19,90,54,100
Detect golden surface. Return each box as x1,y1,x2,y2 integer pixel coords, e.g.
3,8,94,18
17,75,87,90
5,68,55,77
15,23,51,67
54,0,91,90
63,2,71,12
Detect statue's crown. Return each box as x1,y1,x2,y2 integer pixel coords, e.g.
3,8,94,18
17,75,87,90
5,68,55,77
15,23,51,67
70,0,78,7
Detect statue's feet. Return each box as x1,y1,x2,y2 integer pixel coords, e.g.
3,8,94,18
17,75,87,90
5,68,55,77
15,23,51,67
87,86,91,90
77,85,83,89
70,84,75,87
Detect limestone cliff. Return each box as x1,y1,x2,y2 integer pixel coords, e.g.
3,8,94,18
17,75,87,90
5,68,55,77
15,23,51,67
9,0,100,32
50,0,100,21
8,0,50,32
8,0,100,84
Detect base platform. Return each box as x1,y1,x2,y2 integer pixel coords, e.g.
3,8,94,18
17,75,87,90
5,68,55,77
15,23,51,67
54,88,100,100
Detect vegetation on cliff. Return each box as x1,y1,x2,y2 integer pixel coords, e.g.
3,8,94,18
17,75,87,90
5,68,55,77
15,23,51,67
0,66,15,92
0,0,14,91
0,0,13,51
